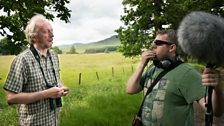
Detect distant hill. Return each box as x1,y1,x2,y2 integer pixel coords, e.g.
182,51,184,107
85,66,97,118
57,35,120,53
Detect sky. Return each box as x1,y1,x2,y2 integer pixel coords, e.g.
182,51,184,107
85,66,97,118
0,0,124,46
50,0,124,46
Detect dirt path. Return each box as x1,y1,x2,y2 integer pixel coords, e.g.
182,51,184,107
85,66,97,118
194,103,224,126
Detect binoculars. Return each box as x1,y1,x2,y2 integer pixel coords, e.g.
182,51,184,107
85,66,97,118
46,83,62,110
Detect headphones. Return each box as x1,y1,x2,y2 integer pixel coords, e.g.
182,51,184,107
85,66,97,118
153,57,183,70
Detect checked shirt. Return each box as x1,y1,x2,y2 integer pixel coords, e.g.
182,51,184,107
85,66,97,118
4,48,61,126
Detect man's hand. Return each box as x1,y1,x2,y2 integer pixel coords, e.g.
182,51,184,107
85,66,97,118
201,68,224,117
57,81,69,96
44,87,66,98
61,86,69,96
202,68,221,88
140,50,156,67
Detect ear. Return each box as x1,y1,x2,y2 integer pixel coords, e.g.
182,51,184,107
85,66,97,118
31,35,37,43
169,44,177,53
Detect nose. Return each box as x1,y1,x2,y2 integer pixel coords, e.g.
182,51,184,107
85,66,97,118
49,31,54,38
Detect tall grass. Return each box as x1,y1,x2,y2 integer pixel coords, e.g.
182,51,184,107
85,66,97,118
0,55,18,125
1,53,224,125
0,53,143,126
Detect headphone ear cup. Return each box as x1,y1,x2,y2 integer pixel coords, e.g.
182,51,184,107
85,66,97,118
153,57,182,70
160,60,172,70
153,59,173,70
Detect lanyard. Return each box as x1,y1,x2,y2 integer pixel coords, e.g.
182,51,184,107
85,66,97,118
30,45,58,86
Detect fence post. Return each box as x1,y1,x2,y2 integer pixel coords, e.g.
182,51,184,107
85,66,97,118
96,72,99,80
122,67,125,74
112,67,114,77
78,73,81,85
131,65,134,73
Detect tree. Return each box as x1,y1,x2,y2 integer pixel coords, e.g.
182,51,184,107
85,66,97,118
0,0,71,55
67,45,77,54
51,46,62,54
116,0,224,57
0,37,27,55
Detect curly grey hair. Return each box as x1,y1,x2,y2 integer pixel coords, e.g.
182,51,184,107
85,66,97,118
24,14,48,44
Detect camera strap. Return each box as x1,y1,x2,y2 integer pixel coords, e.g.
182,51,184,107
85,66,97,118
30,45,58,86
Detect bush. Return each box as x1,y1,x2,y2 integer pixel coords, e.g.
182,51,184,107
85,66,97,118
84,46,118,54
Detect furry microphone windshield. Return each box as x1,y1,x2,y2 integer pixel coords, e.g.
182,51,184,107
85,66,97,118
177,11,224,67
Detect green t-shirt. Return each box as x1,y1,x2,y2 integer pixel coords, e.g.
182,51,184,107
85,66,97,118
140,63,205,126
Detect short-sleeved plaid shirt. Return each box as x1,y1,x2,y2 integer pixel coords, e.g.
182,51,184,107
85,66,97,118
4,48,61,126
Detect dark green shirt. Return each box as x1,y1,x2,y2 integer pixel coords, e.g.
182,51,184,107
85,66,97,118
140,63,205,126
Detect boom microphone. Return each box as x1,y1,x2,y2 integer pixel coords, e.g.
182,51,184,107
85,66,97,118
177,11,224,126
177,11,224,67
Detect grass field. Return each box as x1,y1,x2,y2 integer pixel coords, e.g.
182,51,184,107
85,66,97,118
1,53,224,126
0,53,143,126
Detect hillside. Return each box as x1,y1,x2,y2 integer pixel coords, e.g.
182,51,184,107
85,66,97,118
57,35,120,53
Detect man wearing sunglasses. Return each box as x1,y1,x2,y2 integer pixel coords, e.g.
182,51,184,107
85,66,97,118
127,29,223,126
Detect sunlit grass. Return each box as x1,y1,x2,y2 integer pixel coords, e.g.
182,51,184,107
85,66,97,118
0,53,142,126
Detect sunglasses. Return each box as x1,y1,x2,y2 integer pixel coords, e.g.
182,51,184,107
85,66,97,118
154,40,172,46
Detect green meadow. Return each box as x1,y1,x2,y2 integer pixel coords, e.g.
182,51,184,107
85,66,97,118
0,53,143,126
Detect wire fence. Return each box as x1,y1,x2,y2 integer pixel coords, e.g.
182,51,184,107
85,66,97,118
77,65,135,85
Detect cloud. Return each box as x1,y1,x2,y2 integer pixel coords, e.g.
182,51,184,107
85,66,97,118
0,0,124,46
51,0,124,46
